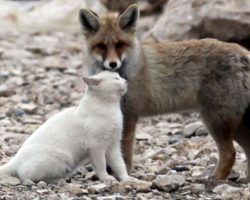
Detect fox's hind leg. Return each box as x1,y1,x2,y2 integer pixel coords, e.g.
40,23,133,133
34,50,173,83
234,126,250,181
121,113,138,174
201,111,236,179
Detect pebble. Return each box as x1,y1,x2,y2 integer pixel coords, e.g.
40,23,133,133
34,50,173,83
168,137,181,145
183,121,203,138
37,181,47,188
0,12,248,199
18,103,37,114
121,177,152,192
152,174,185,192
0,85,12,97
190,184,205,194
14,108,26,117
96,195,127,200
191,169,204,178
174,165,190,172
195,126,208,136
213,184,249,199
0,175,21,186
68,183,86,196
88,183,107,194
136,132,153,141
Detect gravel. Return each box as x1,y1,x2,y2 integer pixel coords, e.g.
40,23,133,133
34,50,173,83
0,28,249,200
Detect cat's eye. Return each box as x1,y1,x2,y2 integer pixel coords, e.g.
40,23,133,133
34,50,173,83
114,77,119,80
96,43,106,50
116,42,125,49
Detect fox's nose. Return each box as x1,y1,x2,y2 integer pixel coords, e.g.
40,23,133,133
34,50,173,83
109,62,117,69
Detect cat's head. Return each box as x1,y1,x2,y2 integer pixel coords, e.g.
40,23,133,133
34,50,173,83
82,71,127,100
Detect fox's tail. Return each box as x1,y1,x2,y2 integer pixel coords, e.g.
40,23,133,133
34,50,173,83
0,162,14,176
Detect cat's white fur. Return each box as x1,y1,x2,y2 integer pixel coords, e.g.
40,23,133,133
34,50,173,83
0,71,129,183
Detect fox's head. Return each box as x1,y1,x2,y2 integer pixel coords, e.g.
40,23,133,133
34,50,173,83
79,4,140,79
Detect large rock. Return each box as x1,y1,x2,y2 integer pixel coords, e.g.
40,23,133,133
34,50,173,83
152,174,185,192
144,0,250,43
213,184,250,200
0,0,107,33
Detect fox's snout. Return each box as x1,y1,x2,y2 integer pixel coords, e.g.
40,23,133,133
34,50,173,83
104,60,121,70
104,48,122,70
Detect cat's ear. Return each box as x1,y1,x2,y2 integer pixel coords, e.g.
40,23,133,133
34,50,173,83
118,4,139,32
79,9,100,34
82,77,101,86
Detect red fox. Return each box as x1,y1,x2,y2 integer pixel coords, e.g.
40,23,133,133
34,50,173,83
79,4,250,181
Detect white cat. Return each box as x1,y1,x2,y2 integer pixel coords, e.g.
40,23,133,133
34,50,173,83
0,71,129,184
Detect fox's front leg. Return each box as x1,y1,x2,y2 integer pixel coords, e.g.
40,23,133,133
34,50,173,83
121,113,138,174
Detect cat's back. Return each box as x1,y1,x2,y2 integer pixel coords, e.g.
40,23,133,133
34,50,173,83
23,107,79,145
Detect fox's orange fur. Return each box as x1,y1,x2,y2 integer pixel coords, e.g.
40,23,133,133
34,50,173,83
79,5,250,181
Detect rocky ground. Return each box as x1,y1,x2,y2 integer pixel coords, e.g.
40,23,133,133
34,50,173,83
0,30,250,200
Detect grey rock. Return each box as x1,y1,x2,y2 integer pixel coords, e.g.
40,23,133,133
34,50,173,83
14,108,25,117
145,0,250,43
213,184,248,199
88,183,107,194
190,184,205,194
0,85,12,97
174,165,190,172
0,175,21,186
37,181,47,188
68,183,86,196
152,174,185,192
183,121,204,138
96,195,126,200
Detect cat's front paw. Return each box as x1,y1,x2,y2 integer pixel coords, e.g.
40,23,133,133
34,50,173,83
103,175,118,185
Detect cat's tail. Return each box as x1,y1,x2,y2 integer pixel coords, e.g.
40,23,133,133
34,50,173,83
0,162,15,176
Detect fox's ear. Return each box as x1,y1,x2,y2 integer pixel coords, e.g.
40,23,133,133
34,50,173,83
82,77,101,86
118,4,139,32
79,9,100,34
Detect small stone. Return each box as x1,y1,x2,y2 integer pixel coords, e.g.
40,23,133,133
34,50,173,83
228,171,240,182
0,71,10,79
174,165,189,172
213,184,245,199
0,175,21,186
120,177,152,192
18,103,37,114
88,183,107,194
190,184,205,194
183,121,203,138
36,189,50,194
152,174,185,192
0,85,12,97
37,181,47,188
14,108,25,117
68,183,85,196
168,137,180,145
44,57,67,71
2,49,33,59
136,132,152,141
195,126,208,136
191,169,203,178
96,195,126,200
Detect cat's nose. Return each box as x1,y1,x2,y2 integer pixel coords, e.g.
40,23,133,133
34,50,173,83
109,62,117,69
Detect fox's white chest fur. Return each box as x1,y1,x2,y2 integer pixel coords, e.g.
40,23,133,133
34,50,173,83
0,71,129,183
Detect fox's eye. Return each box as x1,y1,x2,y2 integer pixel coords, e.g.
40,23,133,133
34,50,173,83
96,43,106,50
116,42,125,49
